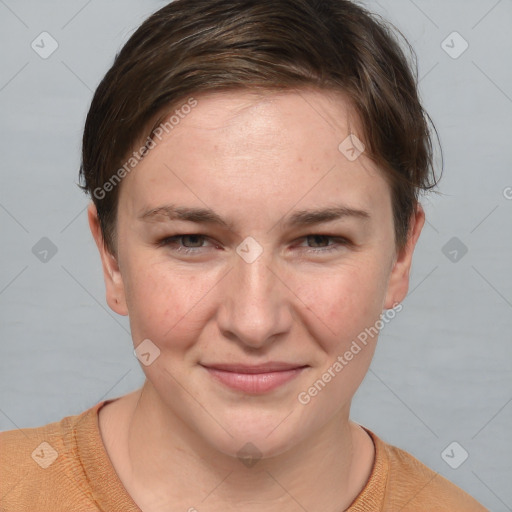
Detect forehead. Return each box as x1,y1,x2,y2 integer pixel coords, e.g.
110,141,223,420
118,88,391,228
165,88,362,148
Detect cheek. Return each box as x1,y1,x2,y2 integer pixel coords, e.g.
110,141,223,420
292,259,389,348
291,263,388,420
122,257,220,348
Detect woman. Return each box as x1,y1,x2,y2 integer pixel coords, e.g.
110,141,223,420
0,1,488,510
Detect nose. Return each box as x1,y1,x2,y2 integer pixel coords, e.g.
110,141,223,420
216,247,293,350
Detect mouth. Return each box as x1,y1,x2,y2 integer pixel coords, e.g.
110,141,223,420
200,362,309,394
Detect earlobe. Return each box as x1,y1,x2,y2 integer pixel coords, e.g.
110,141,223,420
87,202,129,316
383,203,425,310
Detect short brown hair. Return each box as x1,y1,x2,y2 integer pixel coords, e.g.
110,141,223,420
79,0,441,256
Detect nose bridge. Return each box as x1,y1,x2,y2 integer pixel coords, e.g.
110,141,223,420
217,242,291,348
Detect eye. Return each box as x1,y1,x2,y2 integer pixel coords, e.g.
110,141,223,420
297,234,351,253
157,233,351,257
158,234,215,254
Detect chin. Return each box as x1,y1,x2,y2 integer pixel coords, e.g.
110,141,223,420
210,431,300,463
196,408,310,462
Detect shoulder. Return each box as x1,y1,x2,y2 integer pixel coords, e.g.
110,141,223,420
0,403,102,511
366,430,488,512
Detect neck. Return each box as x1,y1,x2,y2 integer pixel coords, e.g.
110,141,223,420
113,381,374,512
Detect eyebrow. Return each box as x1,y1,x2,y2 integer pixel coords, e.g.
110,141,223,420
138,204,370,229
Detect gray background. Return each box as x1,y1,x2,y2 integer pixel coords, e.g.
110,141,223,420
0,0,511,510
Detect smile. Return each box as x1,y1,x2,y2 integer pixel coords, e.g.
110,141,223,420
200,363,309,394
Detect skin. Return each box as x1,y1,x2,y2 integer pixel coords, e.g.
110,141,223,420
88,88,424,512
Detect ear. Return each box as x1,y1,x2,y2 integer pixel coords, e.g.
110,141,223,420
384,203,425,309
87,202,128,316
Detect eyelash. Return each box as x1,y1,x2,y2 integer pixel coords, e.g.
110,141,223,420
158,234,350,255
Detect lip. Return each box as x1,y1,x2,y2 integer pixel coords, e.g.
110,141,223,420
201,363,309,394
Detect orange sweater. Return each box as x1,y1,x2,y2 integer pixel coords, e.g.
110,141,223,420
0,399,487,511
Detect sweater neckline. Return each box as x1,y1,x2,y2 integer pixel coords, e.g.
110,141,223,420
74,398,387,512
75,398,142,511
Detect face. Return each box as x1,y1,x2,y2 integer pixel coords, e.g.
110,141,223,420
89,89,424,459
